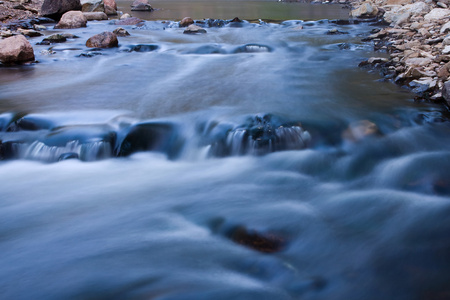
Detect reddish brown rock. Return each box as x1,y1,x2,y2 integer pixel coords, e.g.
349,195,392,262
114,17,144,26
104,0,116,10
41,0,82,20
179,17,194,27
86,31,118,48
0,35,35,64
54,11,87,29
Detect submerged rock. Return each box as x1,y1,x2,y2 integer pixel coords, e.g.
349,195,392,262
127,44,158,52
86,31,118,48
0,35,35,64
203,114,310,157
233,44,273,53
38,34,67,45
226,226,288,253
116,122,182,159
54,11,87,29
114,17,144,26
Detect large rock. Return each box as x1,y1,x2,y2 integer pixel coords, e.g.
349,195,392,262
54,11,87,29
0,35,35,64
81,0,104,12
350,2,378,18
41,0,82,20
424,8,450,21
104,0,117,15
86,31,118,48
383,2,430,25
179,17,194,27
442,80,450,106
83,12,108,20
131,0,152,11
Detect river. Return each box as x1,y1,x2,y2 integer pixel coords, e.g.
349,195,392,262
0,1,450,299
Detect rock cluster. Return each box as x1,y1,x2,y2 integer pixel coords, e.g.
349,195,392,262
353,0,450,107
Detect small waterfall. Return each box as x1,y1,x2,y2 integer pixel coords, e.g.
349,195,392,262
12,140,112,162
226,129,247,155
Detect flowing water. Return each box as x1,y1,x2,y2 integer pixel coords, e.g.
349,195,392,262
1,1,450,299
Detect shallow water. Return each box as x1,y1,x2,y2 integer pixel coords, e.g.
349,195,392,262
1,2,450,300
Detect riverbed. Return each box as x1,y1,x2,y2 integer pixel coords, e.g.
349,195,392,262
0,1,449,299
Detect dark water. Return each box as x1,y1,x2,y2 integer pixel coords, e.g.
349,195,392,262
1,2,450,300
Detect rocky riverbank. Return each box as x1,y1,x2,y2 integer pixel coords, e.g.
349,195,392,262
1,0,450,109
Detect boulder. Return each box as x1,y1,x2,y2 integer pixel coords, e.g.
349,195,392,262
83,11,108,20
104,0,116,10
424,8,450,21
113,27,130,36
350,2,378,18
120,13,131,19
0,35,35,64
383,2,430,25
179,17,194,27
442,80,450,105
86,31,118,48
131,0,152,11
183,24,207,34
114,17,144,26
41,0,82,20
104,4,117,15
81,0,104,12
54,11,87,29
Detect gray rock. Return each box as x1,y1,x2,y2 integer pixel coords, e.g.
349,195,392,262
83,11,108,20
54,11,88,29
113,27,130,37
86,31,118,48
18,29,43,37
350,2,378,18
131,0,152,11
41,0,82,20
183,24,206,34
81,0,104,12
0,35,35,64
441,80,450,105
424,8,450,21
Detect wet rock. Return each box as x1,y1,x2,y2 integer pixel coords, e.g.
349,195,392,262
116,122,182,158
113,27,129,36
233,44,273,53
183,24,206,34
41,0,82,20
0,30,13,38
54,11,87,29
37,34,67,45
342,120,379,142
351,1,379,18
86,31,118,48
120,13,131,19
442,80,450,105
0,35,34,64
326,28,348,35
83,11,108,20
226,225,288,253
131,0,152,11
204,114,310,157
81,0,104,12
58,152,79,161
205,18,226,27
127,44,158,52
179,17,194,27
114,17,144,26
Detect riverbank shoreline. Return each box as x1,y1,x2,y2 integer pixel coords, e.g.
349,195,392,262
1,0,450,110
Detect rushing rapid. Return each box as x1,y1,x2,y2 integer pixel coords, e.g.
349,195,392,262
1,3,450,300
